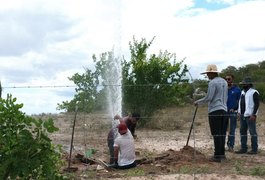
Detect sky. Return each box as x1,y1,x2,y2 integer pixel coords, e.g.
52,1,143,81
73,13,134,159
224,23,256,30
1,0,265,115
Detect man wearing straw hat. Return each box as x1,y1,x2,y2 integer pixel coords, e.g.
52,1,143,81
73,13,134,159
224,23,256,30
194,64,228,163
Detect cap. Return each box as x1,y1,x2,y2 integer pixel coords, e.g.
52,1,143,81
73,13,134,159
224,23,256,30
240,77,253,85
118,123,127,134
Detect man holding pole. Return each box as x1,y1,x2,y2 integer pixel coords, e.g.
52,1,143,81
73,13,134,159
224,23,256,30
194,64,228,163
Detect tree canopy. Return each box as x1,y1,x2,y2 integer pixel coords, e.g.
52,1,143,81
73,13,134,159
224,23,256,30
58,37,265,120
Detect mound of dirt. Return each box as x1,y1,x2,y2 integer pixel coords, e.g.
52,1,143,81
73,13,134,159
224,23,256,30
137,145,208,167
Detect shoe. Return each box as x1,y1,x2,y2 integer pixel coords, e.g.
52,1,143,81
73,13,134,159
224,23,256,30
235,149,247,154
220,155,227,160
209,156,221,163
247,150,257,155
227,147,234,153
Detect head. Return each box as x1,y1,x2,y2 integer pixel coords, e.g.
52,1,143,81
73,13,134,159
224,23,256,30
240,77,253,91
131,112,140,124
114,114,121,120
117,122,128,135
201,64,219,80
225,74,234,87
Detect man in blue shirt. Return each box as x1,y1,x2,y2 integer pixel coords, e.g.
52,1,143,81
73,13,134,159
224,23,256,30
225,74,241,152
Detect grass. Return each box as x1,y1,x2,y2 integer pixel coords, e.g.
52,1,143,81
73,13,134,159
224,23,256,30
234,160,244,175
250,166,265,176
126,168,146,176
178,165,209,174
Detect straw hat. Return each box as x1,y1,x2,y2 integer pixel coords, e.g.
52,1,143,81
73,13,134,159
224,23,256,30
201,64,219,74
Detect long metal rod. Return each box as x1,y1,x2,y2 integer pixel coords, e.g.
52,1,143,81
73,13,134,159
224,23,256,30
68,105,78,169
186,106,198,146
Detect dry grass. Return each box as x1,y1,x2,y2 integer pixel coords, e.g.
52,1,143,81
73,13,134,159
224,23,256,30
36,103,265,179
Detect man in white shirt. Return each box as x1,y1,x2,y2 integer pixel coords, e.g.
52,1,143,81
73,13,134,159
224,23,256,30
235,77,260,154
113,122,136,169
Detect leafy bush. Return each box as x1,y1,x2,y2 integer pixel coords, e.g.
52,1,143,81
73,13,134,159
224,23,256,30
0,94,64,179
122,37,189,119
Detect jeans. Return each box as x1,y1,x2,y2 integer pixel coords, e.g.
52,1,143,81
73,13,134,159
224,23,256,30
227,112,237,149
209,110,228,158
239,115,258,152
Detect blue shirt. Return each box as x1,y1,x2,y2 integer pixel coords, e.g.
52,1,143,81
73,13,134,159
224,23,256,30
227,85,241,111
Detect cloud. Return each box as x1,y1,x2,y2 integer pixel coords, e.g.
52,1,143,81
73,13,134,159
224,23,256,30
1,0,265,114
0,10,74,56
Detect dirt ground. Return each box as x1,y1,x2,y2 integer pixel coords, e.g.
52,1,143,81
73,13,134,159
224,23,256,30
46,104,265,179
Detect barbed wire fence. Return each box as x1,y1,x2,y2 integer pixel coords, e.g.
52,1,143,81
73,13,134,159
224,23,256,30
2,83,265,178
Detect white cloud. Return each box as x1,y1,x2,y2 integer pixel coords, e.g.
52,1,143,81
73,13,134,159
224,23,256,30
1,0,265,114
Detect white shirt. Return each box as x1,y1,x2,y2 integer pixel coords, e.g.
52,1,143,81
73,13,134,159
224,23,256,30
114,130,136,166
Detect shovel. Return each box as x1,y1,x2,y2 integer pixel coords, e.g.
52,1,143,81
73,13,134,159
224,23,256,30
185,105,198,147
64,104,79,172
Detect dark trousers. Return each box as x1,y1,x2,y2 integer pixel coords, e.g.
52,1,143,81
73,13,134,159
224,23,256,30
239,115,258,152
209,110,228,158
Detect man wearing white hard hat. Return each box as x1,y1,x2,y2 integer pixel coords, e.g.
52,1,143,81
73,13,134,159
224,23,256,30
194,64,228,163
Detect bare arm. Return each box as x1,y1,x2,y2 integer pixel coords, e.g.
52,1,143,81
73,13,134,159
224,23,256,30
114,146,119,164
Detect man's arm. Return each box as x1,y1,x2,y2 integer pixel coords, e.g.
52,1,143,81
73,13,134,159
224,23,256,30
252,91,260,115
195,81,216,105
114,146,119,164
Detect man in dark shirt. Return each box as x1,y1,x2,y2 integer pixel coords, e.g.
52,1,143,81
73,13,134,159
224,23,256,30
124,113,140,138
235,77,259,154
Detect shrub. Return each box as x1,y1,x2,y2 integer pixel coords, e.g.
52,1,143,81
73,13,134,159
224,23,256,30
0,94,64,179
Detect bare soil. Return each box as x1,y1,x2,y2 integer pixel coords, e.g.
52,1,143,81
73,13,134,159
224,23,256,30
45,104,265,179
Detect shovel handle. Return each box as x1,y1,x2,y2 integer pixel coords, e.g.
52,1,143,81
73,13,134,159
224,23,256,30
186,106,198,146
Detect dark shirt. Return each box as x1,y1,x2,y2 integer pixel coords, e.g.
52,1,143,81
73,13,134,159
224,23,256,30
240,94,245,115
125,119,136,136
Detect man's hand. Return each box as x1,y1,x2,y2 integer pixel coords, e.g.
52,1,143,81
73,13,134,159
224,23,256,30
133,134,137,139
237,113,241,121
249,115,256,121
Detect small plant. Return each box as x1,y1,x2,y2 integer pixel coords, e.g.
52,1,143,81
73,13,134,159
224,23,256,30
0,94,64,179
234,160,244,175
126,168,145,176
250,166,265,176
179,165,191,174
85,148,97,158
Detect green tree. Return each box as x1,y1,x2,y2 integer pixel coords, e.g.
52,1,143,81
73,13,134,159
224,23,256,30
0,81,2,98
0,94,63,179
220,65,241,84
122,37,189,119
58,37,189,117
220,61,265,102
57,51,118,113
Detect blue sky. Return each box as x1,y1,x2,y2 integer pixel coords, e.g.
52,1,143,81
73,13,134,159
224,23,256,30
1,0,265,114
194,0,231,10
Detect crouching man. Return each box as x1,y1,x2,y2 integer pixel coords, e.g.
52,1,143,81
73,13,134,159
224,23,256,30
112,122,136,169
